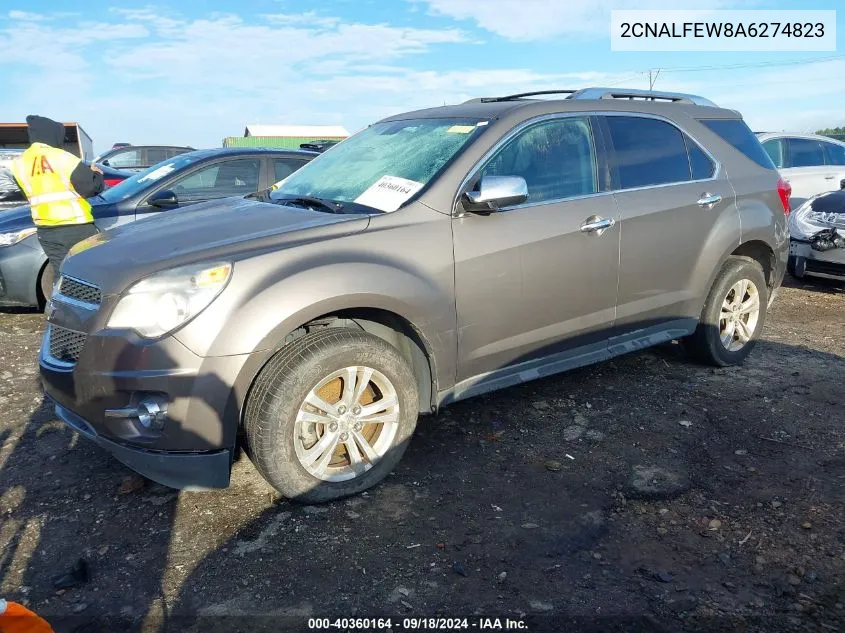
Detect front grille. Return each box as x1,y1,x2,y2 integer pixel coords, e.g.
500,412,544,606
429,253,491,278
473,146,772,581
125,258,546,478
48,325,87,363
58,277,102,306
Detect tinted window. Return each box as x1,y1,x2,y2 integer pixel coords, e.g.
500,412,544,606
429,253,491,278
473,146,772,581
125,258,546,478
274,158,308,183
606,117,690,189
762,139,786,168
170,159,261,202
479,117,597,204
686,139,716,180
106,148,143,169
822,141,845,166
700,119,775,169
787,138,825,168
145,149,168,165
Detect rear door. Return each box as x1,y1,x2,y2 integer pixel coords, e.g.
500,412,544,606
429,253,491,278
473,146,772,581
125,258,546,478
782,137,833,205
604,114,734,336
451,115,620,383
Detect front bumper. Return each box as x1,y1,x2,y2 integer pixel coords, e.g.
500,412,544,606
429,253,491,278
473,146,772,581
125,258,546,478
39,317,252,489
53,401,231,489
789,239,845,280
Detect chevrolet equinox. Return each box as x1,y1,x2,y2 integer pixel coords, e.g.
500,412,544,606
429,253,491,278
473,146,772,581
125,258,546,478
39,88,790,502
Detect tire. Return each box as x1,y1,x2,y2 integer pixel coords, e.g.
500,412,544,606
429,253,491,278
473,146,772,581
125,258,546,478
685,257,768,367
787,255,806,279
37,264,55,311
243,328,419,503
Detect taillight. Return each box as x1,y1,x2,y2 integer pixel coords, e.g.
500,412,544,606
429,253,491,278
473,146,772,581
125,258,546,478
776,177,791,215
104,178,122,187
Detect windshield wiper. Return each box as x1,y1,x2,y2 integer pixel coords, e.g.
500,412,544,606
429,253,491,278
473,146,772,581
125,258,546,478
273,195,345,213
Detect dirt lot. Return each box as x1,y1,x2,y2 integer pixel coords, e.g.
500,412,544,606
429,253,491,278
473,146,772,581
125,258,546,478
0,277,843,633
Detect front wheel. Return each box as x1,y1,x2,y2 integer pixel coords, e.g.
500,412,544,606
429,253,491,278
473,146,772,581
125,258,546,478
685,257,768,367
243,328,419,503
37,263,55,311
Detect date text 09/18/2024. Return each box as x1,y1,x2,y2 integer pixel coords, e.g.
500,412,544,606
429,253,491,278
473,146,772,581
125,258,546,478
307,617,529,630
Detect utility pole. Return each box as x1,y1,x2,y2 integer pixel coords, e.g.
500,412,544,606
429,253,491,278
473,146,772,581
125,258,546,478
648,69,661,90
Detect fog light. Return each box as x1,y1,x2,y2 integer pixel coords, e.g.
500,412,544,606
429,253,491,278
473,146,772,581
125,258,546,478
137,398,167,430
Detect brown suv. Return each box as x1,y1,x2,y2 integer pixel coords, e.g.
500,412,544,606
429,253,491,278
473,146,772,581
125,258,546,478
39,88,790,502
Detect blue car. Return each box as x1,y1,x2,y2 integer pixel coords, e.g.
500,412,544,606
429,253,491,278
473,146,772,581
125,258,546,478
0,147,315,308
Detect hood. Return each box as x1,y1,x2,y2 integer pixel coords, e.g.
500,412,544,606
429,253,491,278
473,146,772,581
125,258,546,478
26,115,65,149
0,205,34,231
0,196,111,232
61,197,371,292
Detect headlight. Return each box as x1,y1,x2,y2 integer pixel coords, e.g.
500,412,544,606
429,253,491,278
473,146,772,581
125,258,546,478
0,227,37,247
788,195,845,240
107,262,232,338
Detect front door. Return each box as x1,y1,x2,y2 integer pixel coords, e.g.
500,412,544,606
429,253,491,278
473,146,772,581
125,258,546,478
452,115,620,386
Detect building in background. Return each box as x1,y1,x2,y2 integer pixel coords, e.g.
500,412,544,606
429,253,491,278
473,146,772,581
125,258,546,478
0,122,94,160
222,124,349,149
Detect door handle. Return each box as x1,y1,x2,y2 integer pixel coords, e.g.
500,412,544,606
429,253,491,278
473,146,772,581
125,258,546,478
580,216,615,235
697,193,722,208
824,175,836,180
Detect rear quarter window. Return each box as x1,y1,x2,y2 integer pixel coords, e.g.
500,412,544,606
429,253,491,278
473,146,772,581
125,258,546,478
699,119,776,170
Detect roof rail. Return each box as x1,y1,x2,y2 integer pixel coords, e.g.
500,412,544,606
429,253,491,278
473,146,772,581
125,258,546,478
568,87,717,106
477,90,578,103
467,87,718,107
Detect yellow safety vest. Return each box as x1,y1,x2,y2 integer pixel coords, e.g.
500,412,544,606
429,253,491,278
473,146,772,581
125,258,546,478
11,143,93,227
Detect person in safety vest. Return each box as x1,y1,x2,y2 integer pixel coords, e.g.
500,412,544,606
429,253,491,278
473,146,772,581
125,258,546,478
11,115,104,283
0,599,55,633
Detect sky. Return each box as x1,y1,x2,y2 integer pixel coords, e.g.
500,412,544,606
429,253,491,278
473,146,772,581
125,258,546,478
0,0,843,154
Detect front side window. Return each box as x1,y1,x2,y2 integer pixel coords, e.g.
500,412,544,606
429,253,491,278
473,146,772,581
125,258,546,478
762,139,786,168
787,138,825,168
822,141,845,166
477,117,598,204
170,159,261,202
106,148,143,169
270,118,485,212
607,116,690,189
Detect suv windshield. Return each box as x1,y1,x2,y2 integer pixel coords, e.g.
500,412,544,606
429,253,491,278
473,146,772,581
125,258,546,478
96,153,203,203
270,118,486,212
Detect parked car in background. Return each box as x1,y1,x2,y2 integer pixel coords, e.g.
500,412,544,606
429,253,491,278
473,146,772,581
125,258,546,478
1,150,131,210
94,145,195,172
787,182,845,280
757,133,845,206
299,140,340,152
0,148,315,308
37,87,788,502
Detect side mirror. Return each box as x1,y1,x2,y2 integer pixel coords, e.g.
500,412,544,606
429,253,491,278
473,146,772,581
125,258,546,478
464,175,528,212
840,178,845,190
147,189,179,209
100,159,110,167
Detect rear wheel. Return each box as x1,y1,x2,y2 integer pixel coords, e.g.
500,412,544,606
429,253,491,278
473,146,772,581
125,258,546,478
243,328,419,503
685,257,768,367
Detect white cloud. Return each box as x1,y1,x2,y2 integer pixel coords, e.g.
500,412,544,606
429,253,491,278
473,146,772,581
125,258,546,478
7,10,45,21
415,0,756,40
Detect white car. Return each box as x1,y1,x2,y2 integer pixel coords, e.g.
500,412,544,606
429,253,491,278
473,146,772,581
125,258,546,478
756,133,845,207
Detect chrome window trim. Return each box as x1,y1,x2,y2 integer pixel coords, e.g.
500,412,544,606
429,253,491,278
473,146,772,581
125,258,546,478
453,111,722,215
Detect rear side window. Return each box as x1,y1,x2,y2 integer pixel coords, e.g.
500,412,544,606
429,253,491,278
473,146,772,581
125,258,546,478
787,138,825,168
699,119,776,169
822,141,845,166
606,116,690,189
686,140,716,180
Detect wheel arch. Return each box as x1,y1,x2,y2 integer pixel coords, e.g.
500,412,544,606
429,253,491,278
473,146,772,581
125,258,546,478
232,306,439,436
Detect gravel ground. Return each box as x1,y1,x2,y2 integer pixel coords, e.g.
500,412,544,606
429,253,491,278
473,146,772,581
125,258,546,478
0,277,843,633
